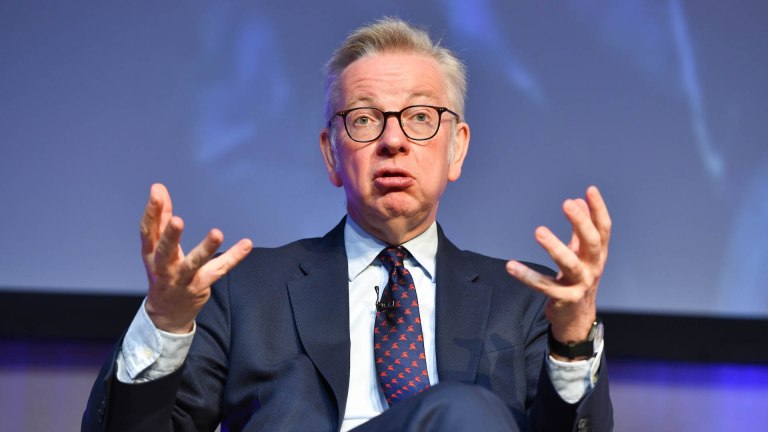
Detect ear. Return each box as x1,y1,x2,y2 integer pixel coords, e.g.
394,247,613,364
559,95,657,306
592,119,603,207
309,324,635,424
320,128,343,187
448,122,470,182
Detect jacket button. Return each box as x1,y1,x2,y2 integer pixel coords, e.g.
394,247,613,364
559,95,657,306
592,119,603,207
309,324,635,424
97,398,106,423
577,417,592,431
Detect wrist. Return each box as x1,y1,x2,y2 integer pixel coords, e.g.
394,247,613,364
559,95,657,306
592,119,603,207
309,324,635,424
145,301,195,334
548,319,603,361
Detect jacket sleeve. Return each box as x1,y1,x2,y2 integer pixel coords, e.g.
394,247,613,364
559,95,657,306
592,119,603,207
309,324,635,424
519,262,614,432
530,353,614,432
81,273,233,432
81,345,187,432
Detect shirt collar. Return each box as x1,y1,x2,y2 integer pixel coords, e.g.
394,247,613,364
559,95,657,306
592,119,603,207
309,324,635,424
344,217,438,282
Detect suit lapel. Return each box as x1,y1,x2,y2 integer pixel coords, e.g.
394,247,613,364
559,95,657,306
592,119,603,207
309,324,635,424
286,220,350,426
284,221,494,421
434,225,493,384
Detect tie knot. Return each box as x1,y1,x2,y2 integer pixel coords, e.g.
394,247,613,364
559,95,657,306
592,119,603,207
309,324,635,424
378,246,407,272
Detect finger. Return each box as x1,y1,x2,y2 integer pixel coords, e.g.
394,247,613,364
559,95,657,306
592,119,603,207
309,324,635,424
586,185,612,250
570,199,597,256
154,183,174,237
154,215,185,273
534,226,584,283
563,198,601,262
196,238,253,288
567,230,580,254
506,260,583,302
140,184,167,256
177,228,225,284
573,198,589,215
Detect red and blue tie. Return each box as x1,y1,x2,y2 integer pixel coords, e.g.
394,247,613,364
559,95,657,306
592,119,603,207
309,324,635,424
373,246,430,405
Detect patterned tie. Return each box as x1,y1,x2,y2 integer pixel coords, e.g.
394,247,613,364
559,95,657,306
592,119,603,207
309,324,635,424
373,246,430,405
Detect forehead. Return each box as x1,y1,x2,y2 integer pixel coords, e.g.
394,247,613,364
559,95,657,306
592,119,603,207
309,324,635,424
338,52,448,108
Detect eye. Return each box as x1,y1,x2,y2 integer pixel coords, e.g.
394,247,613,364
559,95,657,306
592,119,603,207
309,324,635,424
406,108,435,124
348,110,379,128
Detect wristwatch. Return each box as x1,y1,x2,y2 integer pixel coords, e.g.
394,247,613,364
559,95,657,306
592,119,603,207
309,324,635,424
548,320,603,359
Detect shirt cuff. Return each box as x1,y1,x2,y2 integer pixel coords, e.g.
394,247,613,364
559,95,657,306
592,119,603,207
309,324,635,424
545,339,604,404
116,298,195,383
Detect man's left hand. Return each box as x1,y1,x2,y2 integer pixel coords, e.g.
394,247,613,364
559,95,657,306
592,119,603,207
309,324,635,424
506,186,611,359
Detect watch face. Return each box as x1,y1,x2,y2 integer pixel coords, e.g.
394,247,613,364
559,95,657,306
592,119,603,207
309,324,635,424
592,321,604,352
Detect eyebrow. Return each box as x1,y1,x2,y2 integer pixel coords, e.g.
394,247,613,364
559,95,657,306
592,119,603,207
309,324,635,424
344,91,439,110
345,96,375,107
407,91,438,101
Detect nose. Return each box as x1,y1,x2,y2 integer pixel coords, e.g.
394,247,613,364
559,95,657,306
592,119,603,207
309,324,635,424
377,115,410,156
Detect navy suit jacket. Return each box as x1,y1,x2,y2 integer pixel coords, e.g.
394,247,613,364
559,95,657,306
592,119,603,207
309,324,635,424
82,219,613,431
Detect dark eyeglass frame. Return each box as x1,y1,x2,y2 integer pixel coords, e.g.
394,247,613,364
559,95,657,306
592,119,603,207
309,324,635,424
328,105,461,143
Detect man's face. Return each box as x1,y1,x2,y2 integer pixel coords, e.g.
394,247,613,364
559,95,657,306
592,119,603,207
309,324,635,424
320,52,469,243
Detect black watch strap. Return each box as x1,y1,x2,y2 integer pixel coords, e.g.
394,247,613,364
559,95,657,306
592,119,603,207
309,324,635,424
547,321,601,359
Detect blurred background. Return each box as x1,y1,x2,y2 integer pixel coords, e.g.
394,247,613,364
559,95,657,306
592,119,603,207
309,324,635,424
1,0,766,430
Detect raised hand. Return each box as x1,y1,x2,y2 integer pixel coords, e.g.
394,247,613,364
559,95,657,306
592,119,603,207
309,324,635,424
140,183,253,333
506,186,611,352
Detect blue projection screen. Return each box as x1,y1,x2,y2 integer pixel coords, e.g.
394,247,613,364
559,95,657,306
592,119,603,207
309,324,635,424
1,1,766,318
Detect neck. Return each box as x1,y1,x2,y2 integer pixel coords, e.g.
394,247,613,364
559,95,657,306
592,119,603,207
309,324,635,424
347,212,435,245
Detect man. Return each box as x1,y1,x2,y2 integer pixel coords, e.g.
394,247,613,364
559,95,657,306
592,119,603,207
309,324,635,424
83,18,613,431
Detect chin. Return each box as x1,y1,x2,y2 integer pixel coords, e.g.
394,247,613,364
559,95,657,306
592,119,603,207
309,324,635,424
376,192,418,213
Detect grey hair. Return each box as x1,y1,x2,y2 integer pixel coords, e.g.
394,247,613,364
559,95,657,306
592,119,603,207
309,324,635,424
323,17,467,124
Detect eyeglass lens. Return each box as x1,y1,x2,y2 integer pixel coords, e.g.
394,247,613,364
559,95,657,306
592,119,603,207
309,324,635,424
344,106,443,142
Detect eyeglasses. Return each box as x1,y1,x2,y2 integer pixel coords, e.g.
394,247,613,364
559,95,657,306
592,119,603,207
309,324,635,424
330,105,460,143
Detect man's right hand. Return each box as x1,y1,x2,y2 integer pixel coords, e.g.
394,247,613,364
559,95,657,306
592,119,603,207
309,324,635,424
140,183,253,333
